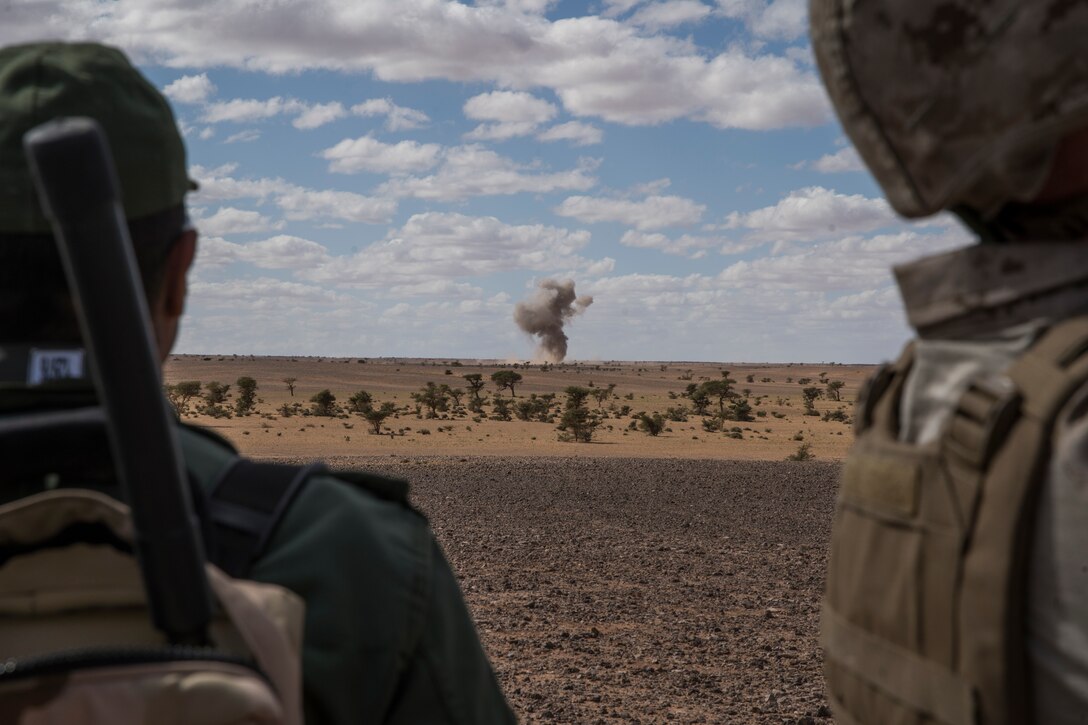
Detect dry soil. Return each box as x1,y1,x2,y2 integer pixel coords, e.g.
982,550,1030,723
164,357,853,723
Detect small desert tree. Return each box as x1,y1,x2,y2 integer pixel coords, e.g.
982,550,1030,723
638,412,666,436
364,402,397,434
412,382,449,418
310,389,337,417
347,390,373,414
730,397,754,422
700,378,737,416
802,386,823,416
282,377,298,397
490,397,513,421
685,383,711,416
204,381,230,405
826,380,845,402
448,388,465,408
234,376,258,416
491,370,523,398
557,386,599,443
514,394,551,421
165,380,202,416
463,373,486,404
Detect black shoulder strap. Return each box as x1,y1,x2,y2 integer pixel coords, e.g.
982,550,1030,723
206,460,325,578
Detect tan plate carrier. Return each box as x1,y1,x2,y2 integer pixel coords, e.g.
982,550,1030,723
823,317,1088,725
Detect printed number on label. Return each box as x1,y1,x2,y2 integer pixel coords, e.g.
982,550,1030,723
27,349,86,386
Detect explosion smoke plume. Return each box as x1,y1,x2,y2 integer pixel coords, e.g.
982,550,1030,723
514,279,593,362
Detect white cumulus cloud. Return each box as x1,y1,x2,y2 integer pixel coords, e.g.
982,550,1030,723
163,73,216,104
536,121,603,146
555,193,705,230
351,98,431,131
320,136,443,175
379,145,599,201
292,101,347,129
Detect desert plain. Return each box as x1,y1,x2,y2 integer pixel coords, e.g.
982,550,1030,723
164,355,872,724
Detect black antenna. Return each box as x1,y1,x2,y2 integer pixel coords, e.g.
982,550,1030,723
23,117,211,645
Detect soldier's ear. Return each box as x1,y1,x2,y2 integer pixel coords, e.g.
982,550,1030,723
162,229,197,319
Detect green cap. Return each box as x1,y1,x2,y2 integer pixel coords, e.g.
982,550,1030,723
0,42,194,234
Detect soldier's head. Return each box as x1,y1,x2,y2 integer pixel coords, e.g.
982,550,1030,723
0,42,197,358
809,0,1088,243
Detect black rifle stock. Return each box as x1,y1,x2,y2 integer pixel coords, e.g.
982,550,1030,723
23,117,211,644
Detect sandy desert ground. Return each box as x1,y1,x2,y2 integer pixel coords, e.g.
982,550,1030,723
163,356,873,461
164,356,860,723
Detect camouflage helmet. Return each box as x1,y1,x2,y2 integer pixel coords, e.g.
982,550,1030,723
809,0,1088,219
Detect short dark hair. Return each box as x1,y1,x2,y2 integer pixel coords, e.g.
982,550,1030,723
0,204,187,343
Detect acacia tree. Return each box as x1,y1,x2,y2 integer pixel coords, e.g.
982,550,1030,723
363,402,397,434
826,380,845,402
591,384,615,408
463,373,485,403
165,380,202,416
557,386,599,443
310,389,337,416
282,377,298,396
491,370,523,398
347,390,373,414
204,381,230,405
638,412,666,436
447,388,465,408
700,378,737,416
234,377,258,416
412,382,449,418
802,386,823,416
685,383,711,415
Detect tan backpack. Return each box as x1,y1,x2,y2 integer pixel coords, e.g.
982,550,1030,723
823,317,1088,724
0,487,305,725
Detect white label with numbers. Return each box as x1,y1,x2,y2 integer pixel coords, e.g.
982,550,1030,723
27,349,86,386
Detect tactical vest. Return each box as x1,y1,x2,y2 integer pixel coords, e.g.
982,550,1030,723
823,317,1088,725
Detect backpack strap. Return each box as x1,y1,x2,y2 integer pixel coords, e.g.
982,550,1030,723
206,460,326,578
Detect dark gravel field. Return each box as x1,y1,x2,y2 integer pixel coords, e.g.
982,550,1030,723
321,456,841,724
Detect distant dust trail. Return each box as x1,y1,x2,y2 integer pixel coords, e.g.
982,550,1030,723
513,279,593,362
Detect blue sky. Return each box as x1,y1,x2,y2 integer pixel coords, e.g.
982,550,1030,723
7,0,969,362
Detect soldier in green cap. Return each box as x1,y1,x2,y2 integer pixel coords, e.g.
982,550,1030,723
0,41,515,724
810,2,1088,724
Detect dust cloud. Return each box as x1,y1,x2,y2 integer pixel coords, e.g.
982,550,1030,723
513,279,593,362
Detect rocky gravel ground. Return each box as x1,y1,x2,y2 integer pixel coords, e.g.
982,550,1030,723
321,455,841,724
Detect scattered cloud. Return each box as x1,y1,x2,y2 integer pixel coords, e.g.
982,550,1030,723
197,235,332,269
716,0,808,41
163,73,216,104
725,186,898,241
620,230,745,258
275,188,398,224
204,96,305,124
193,207,284,235
464,90,557,124
463,91,558,141
189,165,396,224
12,1,828,131
350,98,431,131
223,129,261,144
555,193,705,230
806,147,865,173
302,211,601,287
379,145,599,201
537,121,603,146
292,101,347,129
321,136,443,174
630,1,713,30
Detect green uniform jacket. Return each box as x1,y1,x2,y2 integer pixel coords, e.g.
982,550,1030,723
178,426,516,725
1,398,516,725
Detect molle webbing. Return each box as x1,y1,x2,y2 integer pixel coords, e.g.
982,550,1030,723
823,317,1088,725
